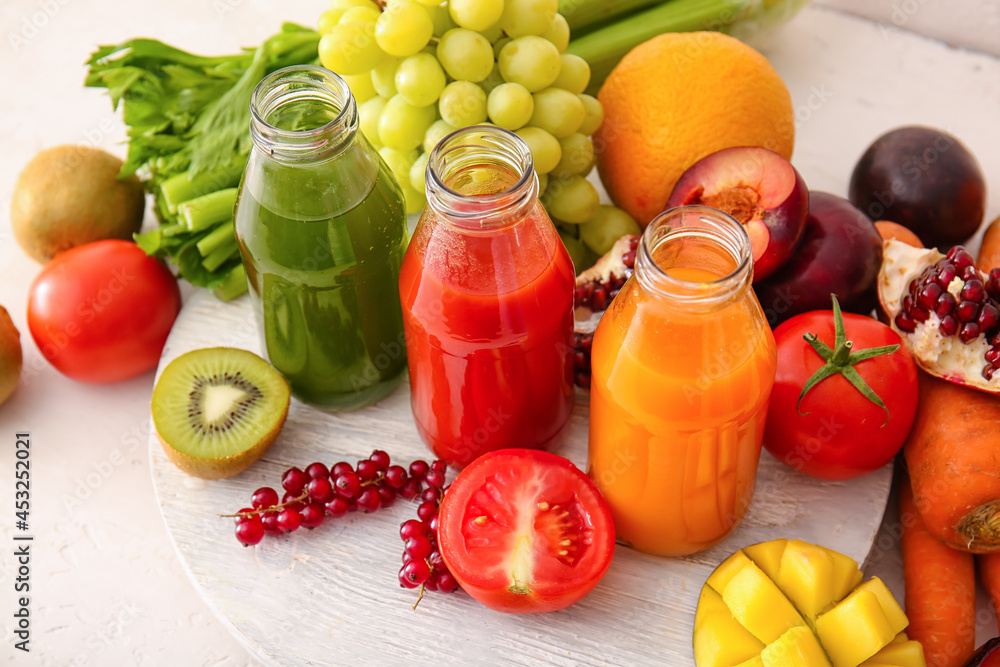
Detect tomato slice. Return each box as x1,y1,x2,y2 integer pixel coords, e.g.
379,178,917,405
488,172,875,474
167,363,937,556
438,449,615,613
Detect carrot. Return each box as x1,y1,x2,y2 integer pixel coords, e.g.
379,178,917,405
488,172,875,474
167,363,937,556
977,214,1000,273
978,552,1000,634
904,372,1000,552
900,478,977,667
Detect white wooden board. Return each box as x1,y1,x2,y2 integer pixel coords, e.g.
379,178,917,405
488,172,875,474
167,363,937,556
149,290,892,666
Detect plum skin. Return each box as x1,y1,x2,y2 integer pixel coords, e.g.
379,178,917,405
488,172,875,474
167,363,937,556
848,125,985,249
665,146,808,282
754,192,883,328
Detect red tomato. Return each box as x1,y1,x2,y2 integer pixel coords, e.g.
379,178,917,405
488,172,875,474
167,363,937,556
438,449,615,613
27,240,182,383
764,306,918,481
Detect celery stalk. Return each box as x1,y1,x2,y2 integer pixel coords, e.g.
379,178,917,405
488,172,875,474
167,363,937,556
558,0,663,34
178,188,238,231
201,238,239,272
568,0,810,95
212,264,248,302
159,159,245,213
196,221,235,257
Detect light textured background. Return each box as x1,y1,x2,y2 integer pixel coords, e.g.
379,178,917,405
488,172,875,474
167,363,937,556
0,1,999,664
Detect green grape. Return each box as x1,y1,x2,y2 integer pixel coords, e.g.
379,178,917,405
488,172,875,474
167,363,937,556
449,0,504,32
551,133,594,179
515,126,561,174
557,228,588,271
480,22,504,43
552,54,590,95
430,3,458,36
342,73,377,105
541,13,569,53
402,185,427,215
319,23,385,76
578,94,604,136
543,175,599,224
395,53,446,107
370,57,401,98
499,0,557,37
492,36,511,59
487,82,534,131
379,94,437,151
410,151,430,192
480,63,505,95
412,0,441,5
378,146,419,187
331,0,378,10
497,36,560,92
436,29,494,83
339,5,380,23
580,205,641,254
438,81,488,128
318,9,341,35
358,96,388,146
423,119,457,153
375,1,434,57
529,88,585,138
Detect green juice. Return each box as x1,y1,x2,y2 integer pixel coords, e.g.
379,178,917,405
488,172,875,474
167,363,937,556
235,89,408,412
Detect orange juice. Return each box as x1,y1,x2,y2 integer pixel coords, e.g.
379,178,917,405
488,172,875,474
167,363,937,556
587,206,777,557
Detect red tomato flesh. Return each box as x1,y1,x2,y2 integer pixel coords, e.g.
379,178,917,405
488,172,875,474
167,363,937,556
438,449,615,614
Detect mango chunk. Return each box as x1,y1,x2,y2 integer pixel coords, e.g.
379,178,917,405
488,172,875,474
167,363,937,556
856,577,909,636
827,549,864,605
890,632,909,644
707,550,753,594
777,540,837,618
761,626,832,667
735,657,765,667
744,538,788,582
722,560,806,645
815,589,896,667
859,640,926,667
694,585,765,667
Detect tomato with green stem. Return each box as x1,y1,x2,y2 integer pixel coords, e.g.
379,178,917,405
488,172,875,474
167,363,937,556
437,449,615,613
763,295,919,481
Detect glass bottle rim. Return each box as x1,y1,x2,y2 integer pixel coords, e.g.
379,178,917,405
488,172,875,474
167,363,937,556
424,124,538,230
635,205,754,307
249,64,357,162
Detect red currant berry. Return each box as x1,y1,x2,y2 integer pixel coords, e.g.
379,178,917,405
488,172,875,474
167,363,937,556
417,501,438,522
324,496,349,518
421,487,441,503
400,519,427,541
430,460,447,476
331,461,354,478
378,486,396,506
281,492,304,512
261,511,282,535
409,460,429,480
356,487,382,513
425,470,447,489
435,571,459,593
300,503,325,529
428,515,439,535
427,550,443,569
334,472,361,499
398,564,422,589
281,467,309,495
306,477,334,503
384,465,407,489
369,450,391,470
400,559,431,587
235,519,264,546
250,487,279,510
277,508,302,532
305,462,330,480
234,508,256,525
404,535,433,561
356,459,379,482
399,478,422,500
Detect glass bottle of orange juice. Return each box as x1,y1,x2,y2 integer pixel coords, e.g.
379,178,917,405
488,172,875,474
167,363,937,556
587,206,777,557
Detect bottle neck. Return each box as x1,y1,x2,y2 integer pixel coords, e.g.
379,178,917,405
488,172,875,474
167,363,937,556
249,65,358,164
634,205,753,309
424,125,538,231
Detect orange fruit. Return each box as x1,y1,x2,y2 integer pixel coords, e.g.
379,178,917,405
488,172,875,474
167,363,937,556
595,32,795,227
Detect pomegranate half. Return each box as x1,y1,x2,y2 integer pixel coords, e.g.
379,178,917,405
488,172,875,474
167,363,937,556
878,238,1000,393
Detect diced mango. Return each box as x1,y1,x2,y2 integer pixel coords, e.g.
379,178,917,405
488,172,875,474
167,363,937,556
890,632,909,644
859,640,927,667
694,585,765,667
855,577,909,636
762,626,833,667
827,549,864,604
777,540,837,618
722,560,807,645
707,550,753,594
744,538,788,582
815,589,896,667
735,657,765,667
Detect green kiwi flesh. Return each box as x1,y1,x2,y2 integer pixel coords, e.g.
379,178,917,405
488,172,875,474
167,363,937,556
152,347,290,479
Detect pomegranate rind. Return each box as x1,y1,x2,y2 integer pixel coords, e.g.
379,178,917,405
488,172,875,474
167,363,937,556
576,234,636,289
878,238,1000,394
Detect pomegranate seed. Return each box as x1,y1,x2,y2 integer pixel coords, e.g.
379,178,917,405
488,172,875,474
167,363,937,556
574,351,587,368
895,311,917,333
910,306,930,322
986,348,1000,365
939,315,959,336
936,263,958,287
962,265,979,281
952,248,976,270
622,249,637,268
962,279,986,303
960,322,981,343
978,304,999,332
984,366,996,381
902,295,913,312
992,331,1000,347
918,283,942,309
908,279,919,295
957,301,980,323
591,289,608,311
935,292,956,317
580,335,593,353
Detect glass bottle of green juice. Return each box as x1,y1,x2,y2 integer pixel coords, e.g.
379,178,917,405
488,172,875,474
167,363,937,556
234,65,408,412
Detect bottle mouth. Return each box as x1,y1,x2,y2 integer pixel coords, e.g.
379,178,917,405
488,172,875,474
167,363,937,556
425,125,538,230
635,205,753,307
249,65,357,162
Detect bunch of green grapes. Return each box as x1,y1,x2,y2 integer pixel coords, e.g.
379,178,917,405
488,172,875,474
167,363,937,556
316,0,640,266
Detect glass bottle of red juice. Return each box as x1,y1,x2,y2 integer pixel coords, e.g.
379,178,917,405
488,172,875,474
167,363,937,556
399,126,575,469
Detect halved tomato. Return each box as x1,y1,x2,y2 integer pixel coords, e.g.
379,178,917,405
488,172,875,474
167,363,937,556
437,448,615,613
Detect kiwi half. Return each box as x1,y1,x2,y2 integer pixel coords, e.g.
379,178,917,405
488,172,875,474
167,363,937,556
152,347,290,480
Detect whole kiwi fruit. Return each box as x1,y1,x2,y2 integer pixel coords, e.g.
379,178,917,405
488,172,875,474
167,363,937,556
0,306,23,406
11,145,146,263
